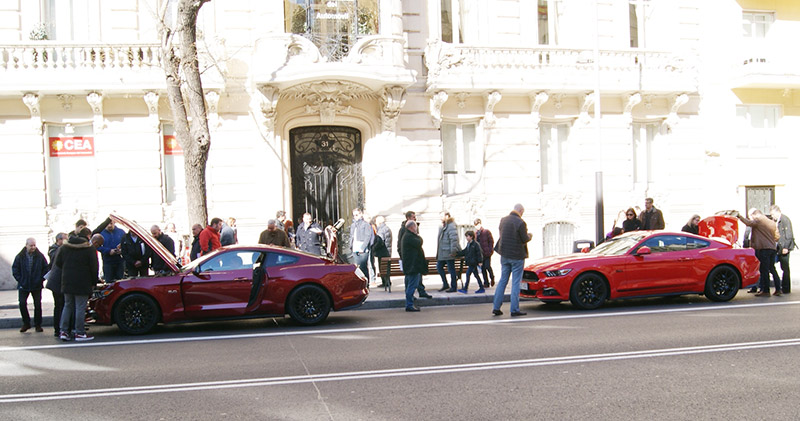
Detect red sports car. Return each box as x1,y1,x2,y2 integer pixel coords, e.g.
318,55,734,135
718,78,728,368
90,214,368,334
520,216,760,309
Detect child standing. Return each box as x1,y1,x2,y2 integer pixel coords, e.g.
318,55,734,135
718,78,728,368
457,231,485,293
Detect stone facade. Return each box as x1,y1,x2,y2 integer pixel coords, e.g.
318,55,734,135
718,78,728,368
0,0,798,288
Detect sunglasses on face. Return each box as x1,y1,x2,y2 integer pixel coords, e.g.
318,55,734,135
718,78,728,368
627,213,634,216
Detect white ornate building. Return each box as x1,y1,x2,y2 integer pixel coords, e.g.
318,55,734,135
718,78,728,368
0,0,798,288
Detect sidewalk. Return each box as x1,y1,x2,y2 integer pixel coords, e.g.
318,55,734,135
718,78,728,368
0,275,507,330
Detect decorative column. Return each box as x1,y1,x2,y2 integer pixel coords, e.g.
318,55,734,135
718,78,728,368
86,92,105,132
484,91,501,128
143,91,160,131
205,91,220,131
529,91,549,129
430,91,448,129
22,93,42,134
380,85,406,132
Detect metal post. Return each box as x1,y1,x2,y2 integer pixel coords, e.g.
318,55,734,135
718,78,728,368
596,171,604,245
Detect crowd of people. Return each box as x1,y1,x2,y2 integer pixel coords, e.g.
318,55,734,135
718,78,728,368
12,200,795,337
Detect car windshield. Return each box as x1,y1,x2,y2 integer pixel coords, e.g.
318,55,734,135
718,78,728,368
590,233,647,256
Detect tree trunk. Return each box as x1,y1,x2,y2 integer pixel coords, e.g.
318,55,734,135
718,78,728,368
160,0,211,228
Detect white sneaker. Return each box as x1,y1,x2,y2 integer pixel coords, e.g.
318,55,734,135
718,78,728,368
59,331,71,342
73,333,94,341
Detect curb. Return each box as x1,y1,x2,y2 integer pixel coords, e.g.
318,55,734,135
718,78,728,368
0,294,512,330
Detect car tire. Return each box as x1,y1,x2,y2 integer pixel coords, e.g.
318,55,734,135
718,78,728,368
114,293,159,335
569,273,608,310
287,284,331,326
704,266,740,302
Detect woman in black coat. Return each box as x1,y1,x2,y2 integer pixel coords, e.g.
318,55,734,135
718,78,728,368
622,208,642,233
55,231,99,341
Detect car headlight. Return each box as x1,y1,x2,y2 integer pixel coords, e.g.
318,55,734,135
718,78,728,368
543,269,572,277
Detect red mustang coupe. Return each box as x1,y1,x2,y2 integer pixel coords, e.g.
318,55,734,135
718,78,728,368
521,216,760,309
90,214,368,334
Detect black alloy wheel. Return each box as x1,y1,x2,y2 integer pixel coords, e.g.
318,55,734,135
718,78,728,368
287,284,331,325
569,273,609,310
114,293,159,335
704,266,740,302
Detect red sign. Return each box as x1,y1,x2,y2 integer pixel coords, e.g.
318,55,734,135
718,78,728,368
49,137,94,157
163,135,183,155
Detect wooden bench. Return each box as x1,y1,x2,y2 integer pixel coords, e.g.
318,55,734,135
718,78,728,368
378,256,465,278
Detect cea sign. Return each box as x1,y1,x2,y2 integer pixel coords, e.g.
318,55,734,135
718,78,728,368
49,137,94,157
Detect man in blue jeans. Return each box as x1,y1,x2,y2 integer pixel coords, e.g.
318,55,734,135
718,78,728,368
492,204,532,317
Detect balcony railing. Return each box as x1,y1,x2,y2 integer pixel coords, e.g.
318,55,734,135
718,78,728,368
0,42,161,70
424,42,699,94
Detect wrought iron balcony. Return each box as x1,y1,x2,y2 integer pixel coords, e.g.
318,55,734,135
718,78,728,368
424,42,699,95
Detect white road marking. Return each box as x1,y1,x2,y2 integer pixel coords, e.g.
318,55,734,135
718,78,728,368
2,300,799,353
2,337,800,403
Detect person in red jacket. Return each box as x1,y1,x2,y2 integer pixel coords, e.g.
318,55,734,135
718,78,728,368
199,218,223,256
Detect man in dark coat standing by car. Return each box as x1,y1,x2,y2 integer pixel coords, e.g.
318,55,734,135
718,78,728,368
401,221,426,312
737,208,780,296
296,213,323,255
189,223,203,261
770,205,795,293
639,197,665,230
12,238,48,333
150,225,175,273
492,204,532,317
55,228,102,341
121,229,151,277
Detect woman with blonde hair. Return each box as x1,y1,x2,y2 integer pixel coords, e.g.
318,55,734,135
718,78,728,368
682,214,701,235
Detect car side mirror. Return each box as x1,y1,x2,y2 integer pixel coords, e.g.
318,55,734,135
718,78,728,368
636,246,652,256
193,266,202,276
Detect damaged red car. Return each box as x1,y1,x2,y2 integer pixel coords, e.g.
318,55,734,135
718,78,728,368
89,214,368,334
520,215,760,309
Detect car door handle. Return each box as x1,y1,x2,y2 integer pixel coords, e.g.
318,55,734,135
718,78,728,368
233,277,250,282
678,257,694,261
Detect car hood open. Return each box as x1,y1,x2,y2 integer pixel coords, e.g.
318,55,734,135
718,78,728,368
110,213,180,273
698,215,739,246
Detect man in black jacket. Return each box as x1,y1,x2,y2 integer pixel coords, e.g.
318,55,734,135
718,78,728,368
12,238,48,332
492,204,532,317
401,221,426,312
122,230,151,277
150,225,175,273
397,211,431,298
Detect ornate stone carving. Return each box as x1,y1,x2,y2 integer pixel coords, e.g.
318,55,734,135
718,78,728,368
455,92,469,109
283,81,373,124
552,93,564,110
380,86,406,132
205,91,220,131
484,91,501,128
57,94,74,111
256,85,279,139
529,91,549,129
578,92,596,125
664,93,689,131
86,91,105,132
22,93,42,134
624,93,642,128
430,91,448,129
143,91,159,130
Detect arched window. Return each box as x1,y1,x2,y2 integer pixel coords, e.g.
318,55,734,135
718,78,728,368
543,221,575,257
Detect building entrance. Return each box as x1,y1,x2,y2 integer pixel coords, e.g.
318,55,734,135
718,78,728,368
290,126,364,259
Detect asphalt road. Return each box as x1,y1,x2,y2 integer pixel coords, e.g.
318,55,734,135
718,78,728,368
2,294,800,420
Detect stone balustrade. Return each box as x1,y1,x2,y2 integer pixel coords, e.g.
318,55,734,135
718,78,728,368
0,42,161,71
425,42,699,94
